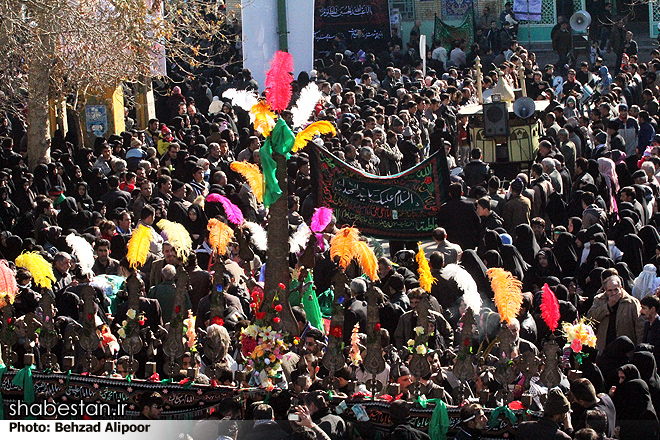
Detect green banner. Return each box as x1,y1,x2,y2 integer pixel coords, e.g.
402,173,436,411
433,10,474,47
310,146,449,239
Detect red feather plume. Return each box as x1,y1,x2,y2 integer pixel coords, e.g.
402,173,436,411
265,51,294,112
540,283,560,332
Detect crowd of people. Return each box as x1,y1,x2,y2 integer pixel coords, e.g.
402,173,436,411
3,5,660,440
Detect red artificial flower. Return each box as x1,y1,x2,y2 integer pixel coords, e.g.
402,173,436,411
179,378,189,386
330,326,343,338
175,305,181,314
424,176,432,185
375,323,381,331
250,302,257,309
139,319,146,326
211,316,224,326
6,317,11,325
274,304,283,312
278,283,286,289
273,317,281,324
464,339,470,346
255,311,266,320
87,313,93,321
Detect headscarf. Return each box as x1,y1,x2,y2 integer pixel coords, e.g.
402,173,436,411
597,336,635,389
553,232,579,278
598,157,619,213
184,203,208,240
615,261,636,294
631,350,660,413
480,230,502,257
599,66,612,90
619,234,645,277
460,249,492,297
638,225,660,263
500,244,529,281
523,248,563,291
632,264,660,300
483,250,503,269
514,224,540,266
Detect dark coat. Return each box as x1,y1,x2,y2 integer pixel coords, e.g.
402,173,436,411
517,418,572,440
312,407,349,440
437,197,481,250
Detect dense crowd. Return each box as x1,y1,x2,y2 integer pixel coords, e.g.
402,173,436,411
3,5,660,440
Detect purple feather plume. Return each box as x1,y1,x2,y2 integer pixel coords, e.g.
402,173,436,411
311,207,333,232
206,193,244,225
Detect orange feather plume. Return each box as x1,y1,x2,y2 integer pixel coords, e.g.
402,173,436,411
354,240,379,281
250,101,276,137
330,227,360,270
230,161,264,203
208,218,234,257
293,121,337,152
416,244,435,293
487,267,523,324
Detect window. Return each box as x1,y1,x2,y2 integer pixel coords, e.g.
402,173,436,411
391,0,415,21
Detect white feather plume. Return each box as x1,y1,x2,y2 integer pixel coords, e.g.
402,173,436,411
289,223,312,255
222,88,258,112
442,263,482,313
66,233,95,276
292,83,323,128
244,221,268,252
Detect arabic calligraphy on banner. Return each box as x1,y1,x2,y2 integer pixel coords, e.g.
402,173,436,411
310,146,449,239
314,0,390,51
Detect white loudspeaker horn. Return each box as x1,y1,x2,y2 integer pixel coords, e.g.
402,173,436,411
570,11,591,31
513,97,536,119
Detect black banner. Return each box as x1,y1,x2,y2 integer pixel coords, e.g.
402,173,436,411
310,146,450,239
314,0,391,53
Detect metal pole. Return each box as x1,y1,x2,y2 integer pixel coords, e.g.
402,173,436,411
277,0,289,52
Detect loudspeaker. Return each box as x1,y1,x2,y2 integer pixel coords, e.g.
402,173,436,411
483,102,509,138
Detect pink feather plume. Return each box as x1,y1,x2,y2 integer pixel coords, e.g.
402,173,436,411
310,207,333,233
540,283,560,332
206,193,244,225
265,51,294,112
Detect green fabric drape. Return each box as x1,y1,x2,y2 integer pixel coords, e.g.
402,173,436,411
433,10,474,47
12,364,36,405
488,405,518,428
289,273,324,331
0,363,6,419
417,397,450,440
259,118,295,207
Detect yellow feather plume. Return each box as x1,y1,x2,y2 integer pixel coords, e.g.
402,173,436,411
354,240,379,281
250,101,276,137
126,224,153,269
15,252,56,289
293,121,337,152
230,161,264,203
416,244,436,293
487,267,523,324
330,227,360,270
208,218,234,257
157,219,193,262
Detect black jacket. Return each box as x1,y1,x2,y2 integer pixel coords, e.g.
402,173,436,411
312,407,349,440
517,418,572,440
437,197,481,250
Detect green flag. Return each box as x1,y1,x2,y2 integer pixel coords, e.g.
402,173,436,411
259,118,295,207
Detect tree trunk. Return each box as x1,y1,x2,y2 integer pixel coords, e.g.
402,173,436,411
26,17,54,171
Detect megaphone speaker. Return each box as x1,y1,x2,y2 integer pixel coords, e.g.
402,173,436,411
483,102,509,138
570,11,591,32
513,97,536,119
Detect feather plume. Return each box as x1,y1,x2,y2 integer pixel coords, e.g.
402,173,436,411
316,233,325,252
293,121,337,153
310,207,333,233
487,267,523,324
330,227,360,270
416,244,435,292
355,240,379,281
222,88,258,111
206,193,244,225
126,224,154,269
157,219,193,261
292,83,323,128
290,223,312,255
15,252,56,289
442,264,481,313
0,260,17,307
250,101,276,137
541,283,561,332
230,161,264,203
265,50,294,112
244,221,267,252
208,219,235,256
66,234,95,276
